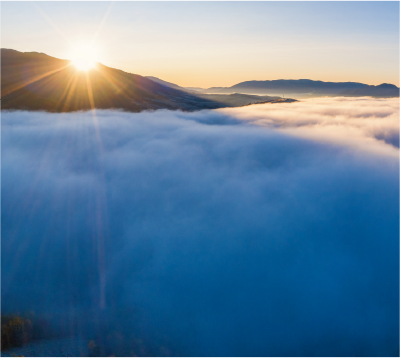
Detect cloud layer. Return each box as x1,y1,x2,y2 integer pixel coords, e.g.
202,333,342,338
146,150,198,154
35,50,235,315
2,98,399,356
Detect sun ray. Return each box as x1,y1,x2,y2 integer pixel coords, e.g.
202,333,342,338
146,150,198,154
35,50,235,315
91,2,114,45
2,63,73,97
62,74,79,111
85,71,103,148
85,73,96,113
33,3,72,46
85,71,107,309
95,66,135,103
56,71,78,110
37,1,117,312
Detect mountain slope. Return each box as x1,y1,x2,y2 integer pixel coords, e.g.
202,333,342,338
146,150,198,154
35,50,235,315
337,83,399,97
205,80,368,95
145,76,184,91
144,76,298,106
1,49,226,112
197,93,295,106
2,49,295,112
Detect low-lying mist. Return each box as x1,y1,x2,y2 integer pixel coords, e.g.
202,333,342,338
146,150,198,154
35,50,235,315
2,98,399,356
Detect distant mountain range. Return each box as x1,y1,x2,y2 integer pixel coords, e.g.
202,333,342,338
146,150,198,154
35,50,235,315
336,83,399,98
1,49,293,113
146,76,399,98
198,79,399,98
2,49,396,114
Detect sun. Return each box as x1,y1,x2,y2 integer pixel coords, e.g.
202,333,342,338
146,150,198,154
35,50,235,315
70,45,99,71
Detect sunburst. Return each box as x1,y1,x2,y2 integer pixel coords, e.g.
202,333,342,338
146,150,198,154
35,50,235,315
12,1,119,312
70,44,99,71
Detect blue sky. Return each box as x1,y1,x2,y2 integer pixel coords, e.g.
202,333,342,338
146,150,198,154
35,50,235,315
2,1,399,87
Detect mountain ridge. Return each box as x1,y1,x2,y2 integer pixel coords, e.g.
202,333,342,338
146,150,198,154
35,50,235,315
1,49,295,112
201,79,399,98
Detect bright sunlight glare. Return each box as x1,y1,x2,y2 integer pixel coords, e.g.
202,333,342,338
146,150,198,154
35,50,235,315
70,45,99,71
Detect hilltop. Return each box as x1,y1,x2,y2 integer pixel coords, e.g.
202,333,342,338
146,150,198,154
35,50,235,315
1,49,294,112
197,79,399,98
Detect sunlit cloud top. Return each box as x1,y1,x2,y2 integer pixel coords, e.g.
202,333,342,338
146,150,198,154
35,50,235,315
2,98,399,355
220,97,399,157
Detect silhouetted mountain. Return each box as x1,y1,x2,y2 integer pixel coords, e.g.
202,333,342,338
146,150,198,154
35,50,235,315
337,83,399,98
144,77,298,106
198,93,296,106
1,49,294,112
204,79,366,95
202,79,399,98
145,76,184,90
145,76,205,94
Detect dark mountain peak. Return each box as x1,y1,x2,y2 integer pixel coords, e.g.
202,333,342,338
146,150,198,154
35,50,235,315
2,48,63,60
1,49,221,112
376,83,398,89
337,83,399,98
2,49,293,112
204,78,398,98
224,79,368,96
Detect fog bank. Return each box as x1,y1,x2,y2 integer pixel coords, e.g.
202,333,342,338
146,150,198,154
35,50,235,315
2,98,399,356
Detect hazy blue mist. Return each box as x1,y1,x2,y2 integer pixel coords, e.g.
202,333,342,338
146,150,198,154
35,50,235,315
2,102,399,356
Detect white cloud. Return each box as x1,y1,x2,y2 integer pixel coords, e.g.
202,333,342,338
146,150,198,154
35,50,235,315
2,99,399,356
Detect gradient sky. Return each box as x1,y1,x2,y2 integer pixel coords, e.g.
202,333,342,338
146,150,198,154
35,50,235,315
1,1,399,87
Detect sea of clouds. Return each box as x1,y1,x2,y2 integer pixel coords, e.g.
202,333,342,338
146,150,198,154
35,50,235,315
2,97,399,356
